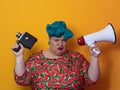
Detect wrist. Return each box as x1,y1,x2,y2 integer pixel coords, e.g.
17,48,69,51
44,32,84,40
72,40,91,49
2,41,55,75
90,52,100,57
91,56,98,60
16,55,24,60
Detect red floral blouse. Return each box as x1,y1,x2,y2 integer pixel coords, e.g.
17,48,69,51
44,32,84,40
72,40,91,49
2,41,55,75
14,50,96,90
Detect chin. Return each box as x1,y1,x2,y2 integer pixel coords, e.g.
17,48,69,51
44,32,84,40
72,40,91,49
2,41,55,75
56,51,66,56
57,53,63,56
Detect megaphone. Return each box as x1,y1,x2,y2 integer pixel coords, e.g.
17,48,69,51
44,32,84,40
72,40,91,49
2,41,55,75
77,23,116,47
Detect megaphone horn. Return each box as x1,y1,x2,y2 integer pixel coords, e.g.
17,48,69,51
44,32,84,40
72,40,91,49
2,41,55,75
77,23,116,47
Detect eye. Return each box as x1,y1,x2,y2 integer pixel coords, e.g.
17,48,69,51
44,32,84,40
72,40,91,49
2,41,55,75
54,39,59,42
62,39,67,42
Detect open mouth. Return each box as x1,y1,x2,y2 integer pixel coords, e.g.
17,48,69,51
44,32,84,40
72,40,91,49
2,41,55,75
58,47,63,50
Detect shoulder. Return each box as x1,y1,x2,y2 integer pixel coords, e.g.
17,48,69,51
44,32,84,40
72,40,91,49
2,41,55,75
67,50,87,60
27,50,43,61
67,50,82,56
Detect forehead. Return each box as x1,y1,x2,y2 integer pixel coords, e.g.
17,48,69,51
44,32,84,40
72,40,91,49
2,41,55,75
50,36,64,39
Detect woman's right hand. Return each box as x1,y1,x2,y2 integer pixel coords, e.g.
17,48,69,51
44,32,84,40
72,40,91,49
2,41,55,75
12,43,24,57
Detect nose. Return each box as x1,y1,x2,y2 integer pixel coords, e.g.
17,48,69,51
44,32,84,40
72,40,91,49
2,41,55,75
59,40,63,46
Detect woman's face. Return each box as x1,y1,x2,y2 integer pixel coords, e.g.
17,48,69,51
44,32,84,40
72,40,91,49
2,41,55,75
49,36,68,56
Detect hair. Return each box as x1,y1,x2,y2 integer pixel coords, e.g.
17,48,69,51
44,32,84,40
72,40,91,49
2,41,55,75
46,21,74,40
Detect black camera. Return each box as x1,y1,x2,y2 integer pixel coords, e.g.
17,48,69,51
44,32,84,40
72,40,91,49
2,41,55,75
13,32,37,52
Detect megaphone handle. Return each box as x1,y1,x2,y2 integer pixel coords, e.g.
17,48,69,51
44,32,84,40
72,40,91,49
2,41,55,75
92,48,100,55
12,42,21,52
88,42,101,55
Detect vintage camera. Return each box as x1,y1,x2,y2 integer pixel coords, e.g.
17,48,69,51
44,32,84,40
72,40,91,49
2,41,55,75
13,32,37,52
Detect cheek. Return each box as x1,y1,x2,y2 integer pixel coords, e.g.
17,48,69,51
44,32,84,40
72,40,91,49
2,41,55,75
63,42,67,47
50,41,57,48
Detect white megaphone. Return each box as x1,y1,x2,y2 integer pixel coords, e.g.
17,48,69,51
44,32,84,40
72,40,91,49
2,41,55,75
77,23,116,54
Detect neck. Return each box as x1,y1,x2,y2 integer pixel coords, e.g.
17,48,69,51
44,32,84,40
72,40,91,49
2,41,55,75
46,48,62,58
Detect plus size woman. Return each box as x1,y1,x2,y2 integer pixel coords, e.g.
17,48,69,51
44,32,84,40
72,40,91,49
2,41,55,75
12,21,101,90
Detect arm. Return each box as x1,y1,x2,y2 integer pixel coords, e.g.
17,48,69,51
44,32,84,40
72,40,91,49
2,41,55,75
88,43,101,82
12,43,33,86
12,43,25,76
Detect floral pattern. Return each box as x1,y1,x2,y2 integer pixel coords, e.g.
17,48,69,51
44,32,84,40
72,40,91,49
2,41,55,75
14,50,96,90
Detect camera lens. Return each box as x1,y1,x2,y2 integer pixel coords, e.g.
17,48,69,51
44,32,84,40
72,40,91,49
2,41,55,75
16,32,22,38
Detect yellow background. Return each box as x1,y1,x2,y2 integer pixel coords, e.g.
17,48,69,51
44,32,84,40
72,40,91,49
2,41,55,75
0,0,120,90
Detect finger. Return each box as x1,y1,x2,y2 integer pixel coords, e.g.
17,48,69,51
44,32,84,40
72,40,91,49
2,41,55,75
93,48,101,55
17,43,24,50
12,43,18,49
